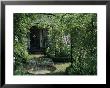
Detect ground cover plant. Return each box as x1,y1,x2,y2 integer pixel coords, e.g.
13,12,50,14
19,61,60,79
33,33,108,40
14,13,97,75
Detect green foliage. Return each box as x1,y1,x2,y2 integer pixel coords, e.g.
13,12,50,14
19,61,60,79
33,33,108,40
14,13,97,75
66,14,97,75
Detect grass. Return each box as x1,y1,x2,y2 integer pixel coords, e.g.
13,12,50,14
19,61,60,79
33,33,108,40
49,62,71,75
26,62,71,75
14,54,71,75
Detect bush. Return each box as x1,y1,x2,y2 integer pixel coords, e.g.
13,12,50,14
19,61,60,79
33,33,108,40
14,13,97,75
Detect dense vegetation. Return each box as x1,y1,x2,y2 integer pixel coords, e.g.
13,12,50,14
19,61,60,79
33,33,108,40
14,13,97,75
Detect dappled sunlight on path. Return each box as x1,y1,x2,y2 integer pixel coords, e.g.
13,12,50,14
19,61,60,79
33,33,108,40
25,54,71,75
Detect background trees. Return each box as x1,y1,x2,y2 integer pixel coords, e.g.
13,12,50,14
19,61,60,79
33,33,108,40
14,13,97,75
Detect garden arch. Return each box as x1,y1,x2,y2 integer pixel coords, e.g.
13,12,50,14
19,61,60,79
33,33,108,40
28,26,48,54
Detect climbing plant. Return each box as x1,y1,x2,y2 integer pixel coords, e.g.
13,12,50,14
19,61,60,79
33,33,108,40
14,13,97,75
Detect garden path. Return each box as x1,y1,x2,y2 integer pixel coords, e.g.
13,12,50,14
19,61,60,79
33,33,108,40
25,54,71,75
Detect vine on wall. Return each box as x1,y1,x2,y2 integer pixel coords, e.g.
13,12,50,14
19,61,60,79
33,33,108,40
14,13,97,75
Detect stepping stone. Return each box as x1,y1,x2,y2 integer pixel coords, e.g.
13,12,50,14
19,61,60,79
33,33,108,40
28,69,51,75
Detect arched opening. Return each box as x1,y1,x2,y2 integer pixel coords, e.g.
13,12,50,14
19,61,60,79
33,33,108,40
28,26,48,54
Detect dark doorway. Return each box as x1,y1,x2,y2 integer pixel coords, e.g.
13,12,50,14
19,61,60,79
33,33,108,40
28,26,48,54
30,29,40,50
29,26,42,53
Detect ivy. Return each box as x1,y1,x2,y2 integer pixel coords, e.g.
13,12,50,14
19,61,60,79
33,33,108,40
14,13,97,75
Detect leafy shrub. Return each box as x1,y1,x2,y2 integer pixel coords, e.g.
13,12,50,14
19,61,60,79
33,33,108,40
66,14,97,75
14,13,97,75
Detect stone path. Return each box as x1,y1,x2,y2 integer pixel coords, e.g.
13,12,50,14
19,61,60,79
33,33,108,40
26,54,71,75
